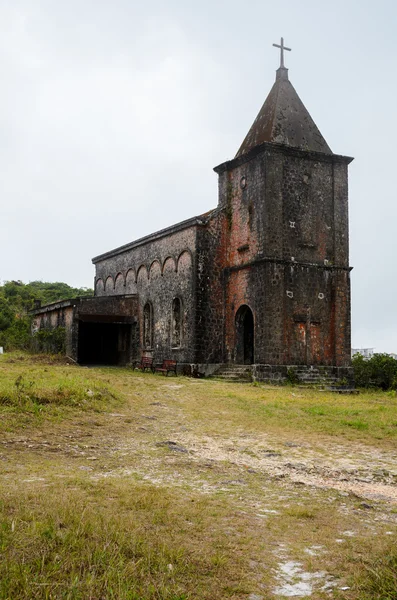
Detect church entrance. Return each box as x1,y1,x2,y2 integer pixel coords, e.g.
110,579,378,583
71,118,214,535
235,305,254,364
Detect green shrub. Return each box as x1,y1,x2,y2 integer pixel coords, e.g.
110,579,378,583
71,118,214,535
0,317,32,351
286,367,300,385
33,327,66,354
352,353,397,391
0,297,15,331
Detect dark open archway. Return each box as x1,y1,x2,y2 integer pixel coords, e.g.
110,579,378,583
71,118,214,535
235,305,254,364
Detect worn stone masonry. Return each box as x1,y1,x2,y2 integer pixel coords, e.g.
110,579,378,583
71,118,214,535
32,58,354,383
32,296,139,365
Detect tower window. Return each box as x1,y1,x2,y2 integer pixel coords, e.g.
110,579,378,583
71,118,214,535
172,298,182,347
143,302,153,349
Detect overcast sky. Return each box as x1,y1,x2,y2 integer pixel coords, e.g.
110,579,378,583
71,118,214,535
1,0,396,351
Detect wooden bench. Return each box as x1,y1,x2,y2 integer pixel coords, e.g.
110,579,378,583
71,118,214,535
155,359,177,376
135,356,154,373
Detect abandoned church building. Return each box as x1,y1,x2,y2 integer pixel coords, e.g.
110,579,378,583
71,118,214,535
32,42,354,383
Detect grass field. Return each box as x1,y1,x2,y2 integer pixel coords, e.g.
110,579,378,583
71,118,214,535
0,354,396,599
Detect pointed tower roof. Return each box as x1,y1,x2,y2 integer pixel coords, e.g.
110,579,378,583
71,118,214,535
236,58,332,158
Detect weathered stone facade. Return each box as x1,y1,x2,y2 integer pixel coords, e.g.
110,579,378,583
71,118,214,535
32,62,353,381
206,142,352,369
92,219,199,364
32,296,139,365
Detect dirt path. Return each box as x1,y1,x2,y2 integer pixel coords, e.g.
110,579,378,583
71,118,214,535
2,378,397,599
2,391,397,503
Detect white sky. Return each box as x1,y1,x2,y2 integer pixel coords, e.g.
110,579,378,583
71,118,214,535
1,0,396,351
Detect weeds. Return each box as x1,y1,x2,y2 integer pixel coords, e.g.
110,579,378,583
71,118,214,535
286,367,300,385
284,507,316,519
14,374,35,405
0,355,120,427
0,482,250,600
0,374,116,410
355,544,397,599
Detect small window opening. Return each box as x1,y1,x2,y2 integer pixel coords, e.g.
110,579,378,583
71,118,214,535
143,302,153,349
172,298,182,347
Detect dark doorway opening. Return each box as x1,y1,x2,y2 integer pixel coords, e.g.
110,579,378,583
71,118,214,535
78,321,132,365
235,305,254,364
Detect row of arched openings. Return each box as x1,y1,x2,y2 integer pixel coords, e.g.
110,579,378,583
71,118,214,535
143,298,182,349
95,251,192,296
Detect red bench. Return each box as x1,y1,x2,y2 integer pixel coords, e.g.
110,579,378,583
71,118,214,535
155,360,177,376
135,356,154,373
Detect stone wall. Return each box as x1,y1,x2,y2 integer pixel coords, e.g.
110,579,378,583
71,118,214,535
206,142,352,367
93,225,198,363
31,296,139,363
195,210,227,363
90,141,352,371
32,305,74,356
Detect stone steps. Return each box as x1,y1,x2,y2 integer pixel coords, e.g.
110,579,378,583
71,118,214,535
295,368,337,377
294,369,351,389
211,364,253,383
209,365,352,388
215,368,252,374
297,374,338,381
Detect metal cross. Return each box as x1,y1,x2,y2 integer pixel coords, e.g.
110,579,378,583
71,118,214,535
272,37,291,68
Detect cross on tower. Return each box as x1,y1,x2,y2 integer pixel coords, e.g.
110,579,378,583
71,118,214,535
273,37,291,69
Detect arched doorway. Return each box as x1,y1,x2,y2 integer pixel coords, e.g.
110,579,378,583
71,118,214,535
235,305,254,364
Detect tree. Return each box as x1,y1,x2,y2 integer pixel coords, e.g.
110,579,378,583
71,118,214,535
0,280,93,351
0,297,15,331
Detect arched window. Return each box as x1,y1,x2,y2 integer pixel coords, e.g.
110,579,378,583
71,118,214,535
143,302,153,349
95,278,104,297
235,305,254,364
172,298,182,348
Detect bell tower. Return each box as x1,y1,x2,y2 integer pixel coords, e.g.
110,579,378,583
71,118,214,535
214,39,353,370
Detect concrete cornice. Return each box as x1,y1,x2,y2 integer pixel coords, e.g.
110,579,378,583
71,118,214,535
225,256,353,273
214,141,354,174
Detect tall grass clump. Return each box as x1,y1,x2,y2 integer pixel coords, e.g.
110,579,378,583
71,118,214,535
0,373,118,413
0,482,249,599
355,544,397,599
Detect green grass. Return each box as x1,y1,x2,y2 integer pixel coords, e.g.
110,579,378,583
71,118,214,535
1,353,397,599
350,542,397,600
3,353,397,443
181,381,397,445
0,481,250,600
0,354,121,429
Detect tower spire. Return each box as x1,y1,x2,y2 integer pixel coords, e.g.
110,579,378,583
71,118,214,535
272,37,291,69
235,40,332,158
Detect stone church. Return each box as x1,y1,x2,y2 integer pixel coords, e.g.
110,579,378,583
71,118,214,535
32,45,353,382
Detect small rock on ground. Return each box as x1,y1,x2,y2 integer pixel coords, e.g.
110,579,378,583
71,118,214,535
156,441,188,453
